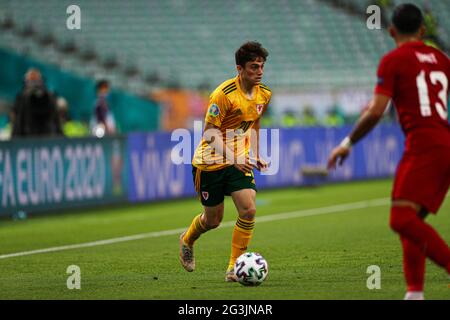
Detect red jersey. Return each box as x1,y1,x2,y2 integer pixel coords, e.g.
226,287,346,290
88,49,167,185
375,41,450,152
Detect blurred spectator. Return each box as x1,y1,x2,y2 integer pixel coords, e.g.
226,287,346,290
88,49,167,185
299,106,318,127
11,68,63,137
91,79,117,137
281,109,300,128
422,7,445,51
57,97,89,137
323,106,345,127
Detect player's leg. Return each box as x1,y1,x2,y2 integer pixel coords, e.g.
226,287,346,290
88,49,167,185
226,188,257,280
180,203,224,272
389,149,450,298
182,203,224,246
395,204,427,299
390,201,450,299
222,166,257,281
180,167,226,272
390,201,450,272
401,236,425,300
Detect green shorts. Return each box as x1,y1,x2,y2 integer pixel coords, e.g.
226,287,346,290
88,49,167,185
192,165,257,207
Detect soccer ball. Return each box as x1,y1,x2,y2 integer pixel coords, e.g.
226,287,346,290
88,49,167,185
234,252,269,286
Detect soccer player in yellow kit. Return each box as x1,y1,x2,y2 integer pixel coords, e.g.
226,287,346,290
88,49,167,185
179,41,272,281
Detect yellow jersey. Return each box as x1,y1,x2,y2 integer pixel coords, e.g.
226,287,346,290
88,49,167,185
192,76,272,171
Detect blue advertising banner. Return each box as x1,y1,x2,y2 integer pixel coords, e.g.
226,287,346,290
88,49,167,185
127,132,195,202
127,124,405,203
0,136,127,216
254,124,404,188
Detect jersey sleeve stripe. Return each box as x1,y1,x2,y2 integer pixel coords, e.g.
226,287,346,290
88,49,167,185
259,84,271,92
223,85,237,95
222,82,236,92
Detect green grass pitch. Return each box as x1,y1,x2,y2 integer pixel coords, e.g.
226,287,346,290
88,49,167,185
0,179,449,300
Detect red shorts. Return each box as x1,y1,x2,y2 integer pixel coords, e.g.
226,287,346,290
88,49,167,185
392,147,450,213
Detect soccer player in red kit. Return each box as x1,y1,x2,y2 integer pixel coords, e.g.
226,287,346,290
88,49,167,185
328,4,450,300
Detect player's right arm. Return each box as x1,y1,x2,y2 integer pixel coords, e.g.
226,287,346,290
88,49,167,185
203,122,255,173
349,93,391,143
328,53,395,169
203,89,254,173
327,94,391,169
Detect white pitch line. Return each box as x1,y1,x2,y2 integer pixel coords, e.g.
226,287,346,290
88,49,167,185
0,197,391,260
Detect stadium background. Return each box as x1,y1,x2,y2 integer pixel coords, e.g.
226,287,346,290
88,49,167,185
0,0,449,300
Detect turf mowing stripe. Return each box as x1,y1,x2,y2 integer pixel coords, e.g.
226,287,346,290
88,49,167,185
0,197,393,260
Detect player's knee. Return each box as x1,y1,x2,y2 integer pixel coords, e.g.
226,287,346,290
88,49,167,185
417,207,429,220
239,207,256,220
389,206,416,233
204,220,221,229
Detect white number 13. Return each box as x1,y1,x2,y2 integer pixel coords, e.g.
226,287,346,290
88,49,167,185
416,70,448,120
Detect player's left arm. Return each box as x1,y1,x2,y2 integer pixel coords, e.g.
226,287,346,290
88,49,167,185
250,109,268,171
251,94,272,171
250,117,268,171
327,93,391,169
250,117,260,158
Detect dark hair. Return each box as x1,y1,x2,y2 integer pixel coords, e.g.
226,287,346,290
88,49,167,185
235,41,268,67
96,79,110,92
392,3,423,35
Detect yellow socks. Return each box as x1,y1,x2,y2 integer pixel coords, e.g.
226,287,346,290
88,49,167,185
182,213,209,246
228,217,255,270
